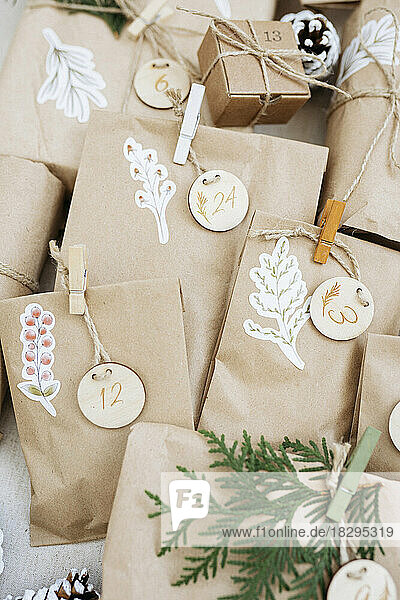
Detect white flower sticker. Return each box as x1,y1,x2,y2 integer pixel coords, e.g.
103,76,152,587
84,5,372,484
17,303,60,417
37,27,107,123
337,14,400,86
243,237,311,370
214,0,231,18
123,137,176,244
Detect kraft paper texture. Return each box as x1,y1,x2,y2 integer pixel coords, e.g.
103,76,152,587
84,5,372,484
351,333,400,478
199,211,400,446
0,278,193,546
0,0,277,192
322,0,400,244
102,422,400,599
56,110,328,423
0,156,64,411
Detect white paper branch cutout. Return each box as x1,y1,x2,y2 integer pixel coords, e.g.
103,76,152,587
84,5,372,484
123,137,176,244
243,237,311,370
17,303,60,417
0,529,4,576
37,27,107,123
214,0,231,18
337,14,400,86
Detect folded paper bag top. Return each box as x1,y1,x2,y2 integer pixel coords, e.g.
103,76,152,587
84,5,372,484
198,210,400,447
56,110,328,422
102,422,400,600
351,333,400,478
321,0,400,245
0,156,65,410
0,277,193,546
0,0,277,191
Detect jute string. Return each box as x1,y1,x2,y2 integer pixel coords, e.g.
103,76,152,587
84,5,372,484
178,8,351,127
325,442,358,565
28,0,201,93
329,7,400,205
49,241,111,365
0,263,39,292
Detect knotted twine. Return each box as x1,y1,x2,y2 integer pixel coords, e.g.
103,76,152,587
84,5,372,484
328,7,400,205
0,263,39,293
249,226,370,307
178,7,352,127
49,241,111,365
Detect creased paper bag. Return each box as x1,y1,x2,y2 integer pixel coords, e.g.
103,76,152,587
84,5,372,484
198,211,400,446
0,156,64,411
321,0,400,245
0,0,277,191
102,422,400,599
351,333,400,478
0,277,192,546
57,110,328,422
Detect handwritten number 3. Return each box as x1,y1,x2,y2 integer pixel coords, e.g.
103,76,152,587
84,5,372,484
328,306,358,325
101,382,123,409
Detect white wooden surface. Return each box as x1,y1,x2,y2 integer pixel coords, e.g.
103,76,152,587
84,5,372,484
0,1,349,597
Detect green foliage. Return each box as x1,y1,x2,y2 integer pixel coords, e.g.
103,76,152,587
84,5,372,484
147,430,382,600
54,0,127,36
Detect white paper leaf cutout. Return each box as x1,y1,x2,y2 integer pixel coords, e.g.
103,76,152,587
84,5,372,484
37,27,107,123
0,529,3,576
214,0,231,18
243,237,311,370
337,14,400,86
17,303,60,417
123,137,176,244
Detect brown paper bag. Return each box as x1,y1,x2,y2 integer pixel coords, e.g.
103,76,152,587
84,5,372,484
0,277,193,546
351,333,400,478
0,156,65,410
321,0,400,246
198,210,400,446
102,422,400,599
57,110,328,422
0,0,276,191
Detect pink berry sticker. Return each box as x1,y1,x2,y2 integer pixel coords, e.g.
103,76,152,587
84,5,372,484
17,303,60,417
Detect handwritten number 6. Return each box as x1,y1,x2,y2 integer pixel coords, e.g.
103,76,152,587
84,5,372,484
155,74,169,92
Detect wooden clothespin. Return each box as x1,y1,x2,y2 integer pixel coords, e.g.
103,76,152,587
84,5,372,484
314,199,346,264
173,83,205,165
127,0,174,39
326,426,382,523
68,245,87,315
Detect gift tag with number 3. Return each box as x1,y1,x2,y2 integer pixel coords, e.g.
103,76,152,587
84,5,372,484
78,362,145,428
134,58,191,109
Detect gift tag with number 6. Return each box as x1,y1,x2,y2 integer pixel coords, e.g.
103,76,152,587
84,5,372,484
188,170,249,232
77,362,145,429
134,58,191,109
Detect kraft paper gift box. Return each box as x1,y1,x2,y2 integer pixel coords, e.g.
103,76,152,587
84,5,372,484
0,156,64,412
321,0,400,247
0,0,277,192
198,20,310,127
102,422,400,599
56,110,329,423
0,277,193,545
198,210,400,446
351,334,400,479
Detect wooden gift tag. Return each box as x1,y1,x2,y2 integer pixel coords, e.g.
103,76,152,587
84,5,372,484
134,58,191,109
78,362,145,429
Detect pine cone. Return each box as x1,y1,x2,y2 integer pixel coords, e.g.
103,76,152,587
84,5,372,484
281,10,340,78
4,569,100,600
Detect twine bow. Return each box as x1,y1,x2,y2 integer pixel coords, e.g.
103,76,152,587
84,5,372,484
329,8,400,204
179,7,351,127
